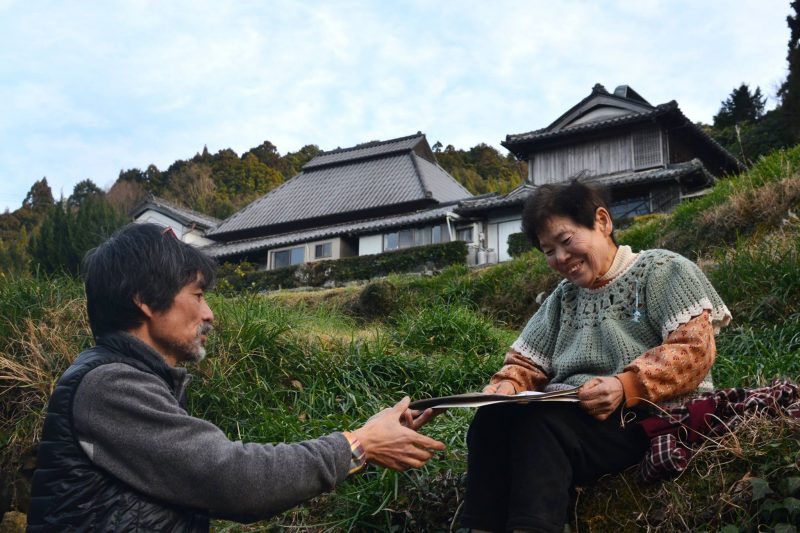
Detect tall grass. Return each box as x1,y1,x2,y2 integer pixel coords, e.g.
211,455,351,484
189,295,498,530
3,146,800,530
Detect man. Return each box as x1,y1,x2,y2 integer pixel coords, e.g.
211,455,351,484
27,223,444,532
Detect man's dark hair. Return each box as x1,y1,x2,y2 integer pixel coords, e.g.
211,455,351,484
521,179,616,250
82,223,217,338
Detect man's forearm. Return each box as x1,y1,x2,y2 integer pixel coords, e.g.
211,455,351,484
73,363,351,519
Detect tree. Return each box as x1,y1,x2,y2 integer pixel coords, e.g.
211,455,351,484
22,178,54,213
107,179,147,214
68,179,104,209
713,83,766,128
779,1,800,141
29,196,127,275
165,162,217,213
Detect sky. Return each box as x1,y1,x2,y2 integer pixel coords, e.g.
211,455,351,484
0,0,792,212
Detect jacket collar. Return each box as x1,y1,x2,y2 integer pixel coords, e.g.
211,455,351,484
95,331,180,392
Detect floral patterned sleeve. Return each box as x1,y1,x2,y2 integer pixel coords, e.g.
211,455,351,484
489,349,550,393
616,311,716,407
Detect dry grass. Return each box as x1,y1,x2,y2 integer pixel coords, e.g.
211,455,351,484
0,298,88,453
575,414,800,532
660,176,800,256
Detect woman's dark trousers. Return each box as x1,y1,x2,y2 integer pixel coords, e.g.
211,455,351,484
460,402,650,533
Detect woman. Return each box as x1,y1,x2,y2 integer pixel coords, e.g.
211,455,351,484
461,180,731,533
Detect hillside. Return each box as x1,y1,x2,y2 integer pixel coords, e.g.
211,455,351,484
1,146,799,530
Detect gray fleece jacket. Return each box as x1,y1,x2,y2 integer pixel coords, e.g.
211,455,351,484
72,334,352,520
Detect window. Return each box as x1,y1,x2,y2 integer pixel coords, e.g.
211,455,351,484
456,226,473,242
632,128,662,170
611,196,651,220
398,229,414,248
315,242,332,259
384,232,399,251
385,224,449,251
414,227,432,246
273,246,305,269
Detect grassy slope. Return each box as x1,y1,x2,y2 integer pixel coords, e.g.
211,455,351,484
1,146,800,530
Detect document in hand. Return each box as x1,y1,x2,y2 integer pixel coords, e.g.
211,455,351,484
409,387,580,410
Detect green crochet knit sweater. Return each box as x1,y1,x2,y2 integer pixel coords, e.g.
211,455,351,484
511,249,731,394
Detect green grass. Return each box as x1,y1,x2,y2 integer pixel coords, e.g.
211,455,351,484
3,146,800,530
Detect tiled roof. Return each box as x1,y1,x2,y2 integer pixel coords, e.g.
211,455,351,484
209,134,471,238
585,159,714,187
456,160,712,214
130,195,220,230
203,204,459,259
504,102,678,146
303,133,426,169
456,185,536,213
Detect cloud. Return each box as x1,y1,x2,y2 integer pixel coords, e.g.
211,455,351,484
0,0,792,210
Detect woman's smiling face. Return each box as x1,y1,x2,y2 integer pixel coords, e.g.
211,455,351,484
537,208,617,289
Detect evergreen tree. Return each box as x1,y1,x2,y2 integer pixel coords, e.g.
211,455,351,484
22,178,54,213
713,83,766,128
68,179,104,209
779,0,800,141
29,196,127,276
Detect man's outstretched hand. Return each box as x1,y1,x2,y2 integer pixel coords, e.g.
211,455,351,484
352,397,445,471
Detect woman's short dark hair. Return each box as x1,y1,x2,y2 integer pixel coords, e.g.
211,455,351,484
521,179,616,250
82,223,217,338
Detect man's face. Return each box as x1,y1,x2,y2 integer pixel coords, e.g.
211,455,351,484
148,275,214,365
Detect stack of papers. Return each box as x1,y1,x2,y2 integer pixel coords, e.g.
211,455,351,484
409,387,580,410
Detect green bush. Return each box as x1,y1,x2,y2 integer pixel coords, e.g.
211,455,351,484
618,213,669,252
507,232,533,257
391,302,514,359
218,241,468,292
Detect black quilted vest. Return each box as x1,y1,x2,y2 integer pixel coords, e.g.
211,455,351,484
27,333,209,532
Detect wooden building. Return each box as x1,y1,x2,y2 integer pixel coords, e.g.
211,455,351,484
500,83,742,220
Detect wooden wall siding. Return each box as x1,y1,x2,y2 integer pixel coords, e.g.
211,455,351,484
531,134,632,184
530,126,665,184
633,127,663,170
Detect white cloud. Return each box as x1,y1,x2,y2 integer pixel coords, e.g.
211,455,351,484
0,0,792,210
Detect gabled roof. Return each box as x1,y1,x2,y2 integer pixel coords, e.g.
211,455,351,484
130,195,220,230
209,133,471,241
545,83,654,132
203,204,460,259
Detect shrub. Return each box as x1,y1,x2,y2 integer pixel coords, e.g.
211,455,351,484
347,280,399,321
618,213,669,252
391,302,514,359
218,241,468,292
507,232,533,257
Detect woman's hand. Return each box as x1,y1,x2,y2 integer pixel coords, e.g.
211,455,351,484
578,377,624,421
401,407,443,430
482,380,517,395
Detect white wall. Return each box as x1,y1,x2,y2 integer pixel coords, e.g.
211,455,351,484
358,234,383,256
134,209,215,248
136,210,186,235
486,212,522,263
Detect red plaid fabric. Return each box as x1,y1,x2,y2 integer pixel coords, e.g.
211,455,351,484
638,379,800,482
